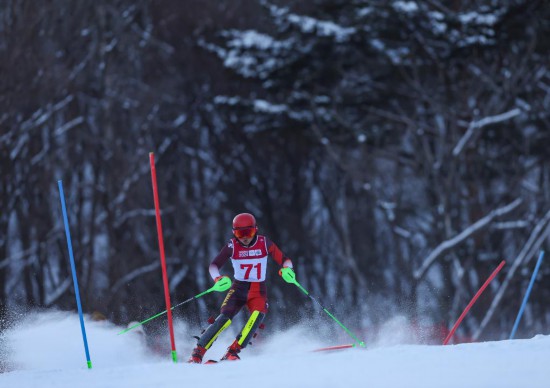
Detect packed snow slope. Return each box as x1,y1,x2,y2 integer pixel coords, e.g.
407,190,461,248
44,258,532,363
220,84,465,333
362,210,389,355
0,311,548,388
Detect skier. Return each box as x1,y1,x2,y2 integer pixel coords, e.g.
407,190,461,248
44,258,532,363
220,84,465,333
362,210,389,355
188,212,294,363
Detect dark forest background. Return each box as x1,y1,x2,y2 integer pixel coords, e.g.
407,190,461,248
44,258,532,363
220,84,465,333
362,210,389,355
1,0,549,344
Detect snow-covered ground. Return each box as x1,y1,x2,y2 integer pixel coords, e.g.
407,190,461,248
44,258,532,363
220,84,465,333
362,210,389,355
1,311,548,388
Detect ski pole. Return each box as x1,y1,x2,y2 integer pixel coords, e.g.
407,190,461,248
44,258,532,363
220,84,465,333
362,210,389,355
279,268,365,347
118,277,232,335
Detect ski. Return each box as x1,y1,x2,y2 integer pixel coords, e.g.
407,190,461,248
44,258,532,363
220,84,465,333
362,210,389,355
203,358,240,364
313,344,356,352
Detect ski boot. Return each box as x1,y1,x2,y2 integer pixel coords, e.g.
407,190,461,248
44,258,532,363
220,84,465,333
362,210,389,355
188,345,207,364
221,340,242,361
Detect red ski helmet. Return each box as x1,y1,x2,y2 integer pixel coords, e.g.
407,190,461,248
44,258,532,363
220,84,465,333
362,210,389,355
232,213,258,239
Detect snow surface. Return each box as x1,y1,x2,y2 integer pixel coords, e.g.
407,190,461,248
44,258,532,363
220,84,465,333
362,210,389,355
1,311,549,388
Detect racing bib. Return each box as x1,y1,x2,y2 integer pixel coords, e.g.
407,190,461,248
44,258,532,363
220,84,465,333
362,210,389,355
231,236,268,282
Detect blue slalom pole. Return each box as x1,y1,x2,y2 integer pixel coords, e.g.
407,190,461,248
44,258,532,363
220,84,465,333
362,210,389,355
58,180,92,369
509,250,545,340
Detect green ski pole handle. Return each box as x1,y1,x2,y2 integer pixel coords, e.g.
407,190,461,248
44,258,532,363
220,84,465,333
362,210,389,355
280,267,365,347
118,277,232,335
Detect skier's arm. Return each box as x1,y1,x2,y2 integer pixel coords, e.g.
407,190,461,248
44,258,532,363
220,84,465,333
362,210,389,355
266,238,293,268
209,243,233,281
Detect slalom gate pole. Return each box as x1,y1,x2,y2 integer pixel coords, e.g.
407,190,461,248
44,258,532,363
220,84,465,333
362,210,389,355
58,180,92,369
118,278,232,335
285,273,365,347
509,251,545,340
443,260,506,345
149,153,177,363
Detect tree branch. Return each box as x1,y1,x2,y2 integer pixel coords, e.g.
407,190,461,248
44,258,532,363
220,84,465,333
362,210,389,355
452,108,522,157
414,198,522,280
473,209,550,340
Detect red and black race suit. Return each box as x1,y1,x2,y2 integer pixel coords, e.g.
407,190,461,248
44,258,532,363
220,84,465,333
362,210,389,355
211,235,291,319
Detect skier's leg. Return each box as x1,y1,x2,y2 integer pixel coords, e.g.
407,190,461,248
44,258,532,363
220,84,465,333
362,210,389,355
198,313,233,349
238,282,268,348
188,313,231,363
221,283,268,361
221,310,266,360
237,310,266,348
188,281,247,363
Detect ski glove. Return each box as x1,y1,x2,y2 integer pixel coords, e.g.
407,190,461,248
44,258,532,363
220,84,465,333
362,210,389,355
213,275,232,292
279,267,296,284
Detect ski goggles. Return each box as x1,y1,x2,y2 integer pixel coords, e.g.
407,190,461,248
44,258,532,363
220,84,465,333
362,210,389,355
233,227,256,239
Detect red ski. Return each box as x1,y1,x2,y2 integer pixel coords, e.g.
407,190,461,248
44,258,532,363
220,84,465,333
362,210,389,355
313,344,356,352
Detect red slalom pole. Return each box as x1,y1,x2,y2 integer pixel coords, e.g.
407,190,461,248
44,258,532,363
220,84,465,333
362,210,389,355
443,260,506,345
149,152,177,362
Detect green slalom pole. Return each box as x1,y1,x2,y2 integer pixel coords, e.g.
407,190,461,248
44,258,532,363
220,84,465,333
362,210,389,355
118,277,232,335
280,268,365,347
